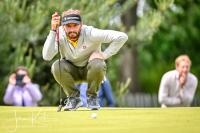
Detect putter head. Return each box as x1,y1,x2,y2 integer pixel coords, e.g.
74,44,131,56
57,104,63,112
57,98,68,112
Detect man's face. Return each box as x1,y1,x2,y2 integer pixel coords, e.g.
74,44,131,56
63,23,82,41
17,69,27,76
176,60,190,76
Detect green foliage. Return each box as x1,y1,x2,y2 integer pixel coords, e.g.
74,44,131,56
115,78,131,106
9,43,36,78
127,0,173,45
0,0,48,104
155,0,174,11
135,10,162,43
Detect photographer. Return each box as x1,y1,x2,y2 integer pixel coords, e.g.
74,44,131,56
3,66,42,106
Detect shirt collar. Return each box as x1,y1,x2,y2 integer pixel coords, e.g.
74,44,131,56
67,38,78,47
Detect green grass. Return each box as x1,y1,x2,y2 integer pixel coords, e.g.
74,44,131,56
0,106,200,133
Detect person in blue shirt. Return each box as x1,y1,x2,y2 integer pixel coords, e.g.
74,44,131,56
77,76,115,107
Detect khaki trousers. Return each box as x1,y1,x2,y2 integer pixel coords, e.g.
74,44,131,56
51,58,106,97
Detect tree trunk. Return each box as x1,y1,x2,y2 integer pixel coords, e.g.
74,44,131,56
120,2,141,93
119,47,140,93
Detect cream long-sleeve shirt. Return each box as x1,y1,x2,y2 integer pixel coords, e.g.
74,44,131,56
43,25,128,67
158,70,198,107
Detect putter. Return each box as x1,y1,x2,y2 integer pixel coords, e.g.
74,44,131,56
55,18,63,112
57,98,68,112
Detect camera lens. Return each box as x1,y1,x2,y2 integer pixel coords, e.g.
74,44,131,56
16,74,25,86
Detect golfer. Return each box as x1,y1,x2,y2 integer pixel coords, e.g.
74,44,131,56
43,9,128,111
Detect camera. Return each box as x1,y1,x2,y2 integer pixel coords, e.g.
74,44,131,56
16,74,25,86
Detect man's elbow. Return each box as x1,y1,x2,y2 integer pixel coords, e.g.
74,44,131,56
32,92,43,102
3,97,13,105
43,56,51,61
42,52,52,61
120,33,128,42
158,95,165,105
36,94,42,102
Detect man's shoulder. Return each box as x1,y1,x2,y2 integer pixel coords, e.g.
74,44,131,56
82,25,104,33
81,25,101,39
163,70,176,77
161,70,177,81
82,25,94,31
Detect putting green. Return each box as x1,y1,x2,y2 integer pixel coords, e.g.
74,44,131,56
0,106,200,133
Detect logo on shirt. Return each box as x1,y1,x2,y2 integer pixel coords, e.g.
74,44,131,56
82,45,87,49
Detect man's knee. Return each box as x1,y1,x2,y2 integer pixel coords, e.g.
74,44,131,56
51,60,60,75
87,59,106,72
51,60,57,74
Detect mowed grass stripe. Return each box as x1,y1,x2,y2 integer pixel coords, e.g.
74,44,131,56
0,106,200,133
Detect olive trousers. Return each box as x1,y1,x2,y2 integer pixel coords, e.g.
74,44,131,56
51,58,106,97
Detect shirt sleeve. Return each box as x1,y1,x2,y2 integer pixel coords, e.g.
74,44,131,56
89,27,128,59
158,74,181,106
42,30,58,61
25,83,42,102
3,84,15,104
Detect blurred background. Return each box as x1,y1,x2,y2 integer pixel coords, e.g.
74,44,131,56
0,0,199,107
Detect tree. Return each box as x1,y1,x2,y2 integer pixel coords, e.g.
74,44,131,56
119,0,173,93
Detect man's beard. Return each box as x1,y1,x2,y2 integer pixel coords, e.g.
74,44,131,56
67,31,79,40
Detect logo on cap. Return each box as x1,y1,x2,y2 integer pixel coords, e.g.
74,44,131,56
62,14,81,25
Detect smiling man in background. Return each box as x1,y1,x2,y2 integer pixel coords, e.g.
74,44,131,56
158,54,198,107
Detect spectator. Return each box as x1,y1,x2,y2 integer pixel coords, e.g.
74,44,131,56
158,55,198,107
77,77,115,107
98,77,115,107
3,66,42,106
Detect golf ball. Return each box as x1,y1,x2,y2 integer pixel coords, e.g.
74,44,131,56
91,113,97,119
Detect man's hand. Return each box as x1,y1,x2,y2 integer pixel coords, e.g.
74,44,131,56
89,52,105,61
179,73,187,88
23,75,31,84
51,12,60,31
